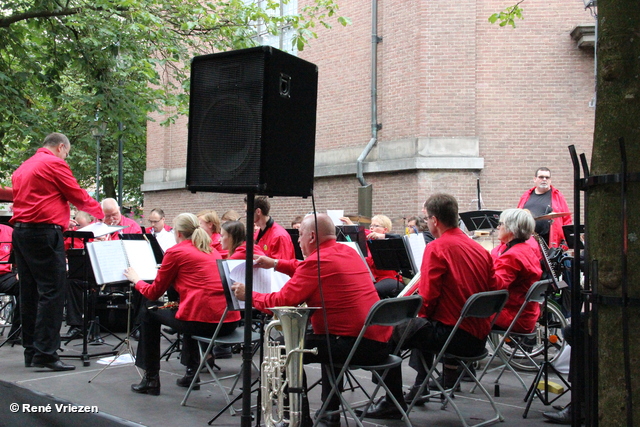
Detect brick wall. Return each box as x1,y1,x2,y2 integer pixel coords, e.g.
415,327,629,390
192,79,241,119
143,0,595,233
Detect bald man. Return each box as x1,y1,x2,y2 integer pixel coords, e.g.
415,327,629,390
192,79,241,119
101,197,142,238
233,214,391,427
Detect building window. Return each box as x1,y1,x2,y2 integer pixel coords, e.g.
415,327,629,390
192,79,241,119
253,0,297,54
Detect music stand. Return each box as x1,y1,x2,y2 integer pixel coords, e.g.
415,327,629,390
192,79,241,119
459,210,502,233
62,230,119,366
367,239,411,295
563,224,584,250
335,225,367,255
286,228,304,260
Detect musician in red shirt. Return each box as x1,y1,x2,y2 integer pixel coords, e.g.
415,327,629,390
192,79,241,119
253,196,295,260
220,220,263,260
102,197,143,238
124,213,240,396
492,209,542,332
197,209,225,257
233,214,390,427
0,224,20,342
11,133,104,371
361,193,496,420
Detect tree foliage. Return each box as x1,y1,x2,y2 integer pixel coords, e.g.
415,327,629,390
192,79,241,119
0,0,348,205
488,0,525,28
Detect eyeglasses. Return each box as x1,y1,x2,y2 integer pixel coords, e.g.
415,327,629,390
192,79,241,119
148,219,161,224
537,175,551,180
370,224,384,229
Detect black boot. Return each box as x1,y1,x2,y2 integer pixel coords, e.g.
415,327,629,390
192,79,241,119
176,367,200,390
131,371,160,395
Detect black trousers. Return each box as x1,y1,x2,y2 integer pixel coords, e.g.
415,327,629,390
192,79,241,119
0,272,21,336
303,334,389,411
12,227,67,362
135,306,238,373
384,318,486,400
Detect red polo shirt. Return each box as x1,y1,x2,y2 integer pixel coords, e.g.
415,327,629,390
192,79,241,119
11,148,103,227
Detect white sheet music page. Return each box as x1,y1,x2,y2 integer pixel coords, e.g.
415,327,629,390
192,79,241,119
78,222,126,238
122,240,158,281
404,233,426,274
229,261,290,295
87,240,129,284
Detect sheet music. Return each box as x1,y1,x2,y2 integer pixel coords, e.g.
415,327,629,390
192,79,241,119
403,233,426,274
78,222,126,238
87,240,158,285
87,240,129,284
221,260,291,309
326,210,344,226
123,240,158,281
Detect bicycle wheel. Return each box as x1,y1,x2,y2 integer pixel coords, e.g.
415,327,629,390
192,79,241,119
490,300,568,372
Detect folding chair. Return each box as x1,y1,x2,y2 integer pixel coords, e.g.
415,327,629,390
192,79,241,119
314,294,423,427
472,279,553,392
407,289,509,427
180,306,261,415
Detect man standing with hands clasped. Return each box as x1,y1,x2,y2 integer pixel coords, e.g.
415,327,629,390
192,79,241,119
11,133,104,371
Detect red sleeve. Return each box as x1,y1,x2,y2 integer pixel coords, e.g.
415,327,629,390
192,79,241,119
0,187,12,202
54,161,104,220
252,265,315,313
493,253,520,290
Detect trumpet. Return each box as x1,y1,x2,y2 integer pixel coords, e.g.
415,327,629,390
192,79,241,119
262,307,318,427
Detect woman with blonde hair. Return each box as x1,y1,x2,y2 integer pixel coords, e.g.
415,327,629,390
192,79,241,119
197,209,224,255
124,213,240,396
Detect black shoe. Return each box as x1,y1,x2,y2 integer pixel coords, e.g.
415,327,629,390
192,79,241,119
213,345,232,359
24,354,34,368
61,326,83,341
176,368,200,390
543,403,582,425
131,372,160,395
404,384,430,406
357,397,406,420
32,360,76,371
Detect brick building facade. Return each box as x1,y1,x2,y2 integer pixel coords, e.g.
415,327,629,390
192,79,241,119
143,0,595,234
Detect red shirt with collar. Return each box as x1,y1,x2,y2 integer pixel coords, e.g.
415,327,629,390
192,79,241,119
492,242,542,333
256,220,295,260
252,239,391,343
135,239,240,324
11,148,103,227
0,224,13,274
418,227,496,340
110,215,143,239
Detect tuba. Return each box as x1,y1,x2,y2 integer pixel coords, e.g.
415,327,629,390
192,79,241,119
261,307,318,427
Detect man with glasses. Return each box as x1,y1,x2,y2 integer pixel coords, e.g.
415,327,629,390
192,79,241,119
11,133,104,371
145,208,176,252
517,167,571,248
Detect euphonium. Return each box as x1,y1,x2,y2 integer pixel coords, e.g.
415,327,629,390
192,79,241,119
261,307,317,427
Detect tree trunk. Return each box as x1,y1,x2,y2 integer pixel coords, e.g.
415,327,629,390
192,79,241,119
589,1,640,425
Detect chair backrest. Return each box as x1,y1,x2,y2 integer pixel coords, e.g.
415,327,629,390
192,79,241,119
524,279,553,304
460,289,509,320
366,294,423,327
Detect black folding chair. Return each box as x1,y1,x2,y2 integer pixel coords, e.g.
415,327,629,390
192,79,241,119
472,279,553,392
407,290,509,427
314,294,423,427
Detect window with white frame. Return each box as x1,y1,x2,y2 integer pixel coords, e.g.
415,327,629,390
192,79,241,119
253,0,297,54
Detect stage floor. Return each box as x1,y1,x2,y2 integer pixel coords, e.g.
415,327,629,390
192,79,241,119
0,327,568,426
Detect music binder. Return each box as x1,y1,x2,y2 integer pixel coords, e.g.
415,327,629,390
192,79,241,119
86,240,158,285
403,233,427,274
367,238,413,274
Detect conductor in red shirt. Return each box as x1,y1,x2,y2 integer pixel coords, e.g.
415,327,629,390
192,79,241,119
11,133,104,371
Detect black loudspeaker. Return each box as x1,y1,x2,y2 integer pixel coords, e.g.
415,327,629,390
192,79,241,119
186,46,318,197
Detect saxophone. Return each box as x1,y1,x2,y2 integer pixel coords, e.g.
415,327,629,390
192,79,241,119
261,307,318,427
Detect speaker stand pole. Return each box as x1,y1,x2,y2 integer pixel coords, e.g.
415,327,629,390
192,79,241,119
241,193,255,427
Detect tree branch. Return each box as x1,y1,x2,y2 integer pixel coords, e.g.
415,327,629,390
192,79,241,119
0,7,83,28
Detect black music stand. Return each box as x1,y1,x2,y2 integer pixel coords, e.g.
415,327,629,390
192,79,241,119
286,228,303,260
336,225,368,255
62,230,119,366
367,238,411,294
459,210,501,233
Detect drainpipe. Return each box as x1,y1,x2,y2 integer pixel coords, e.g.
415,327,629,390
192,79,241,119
357,0,381,218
